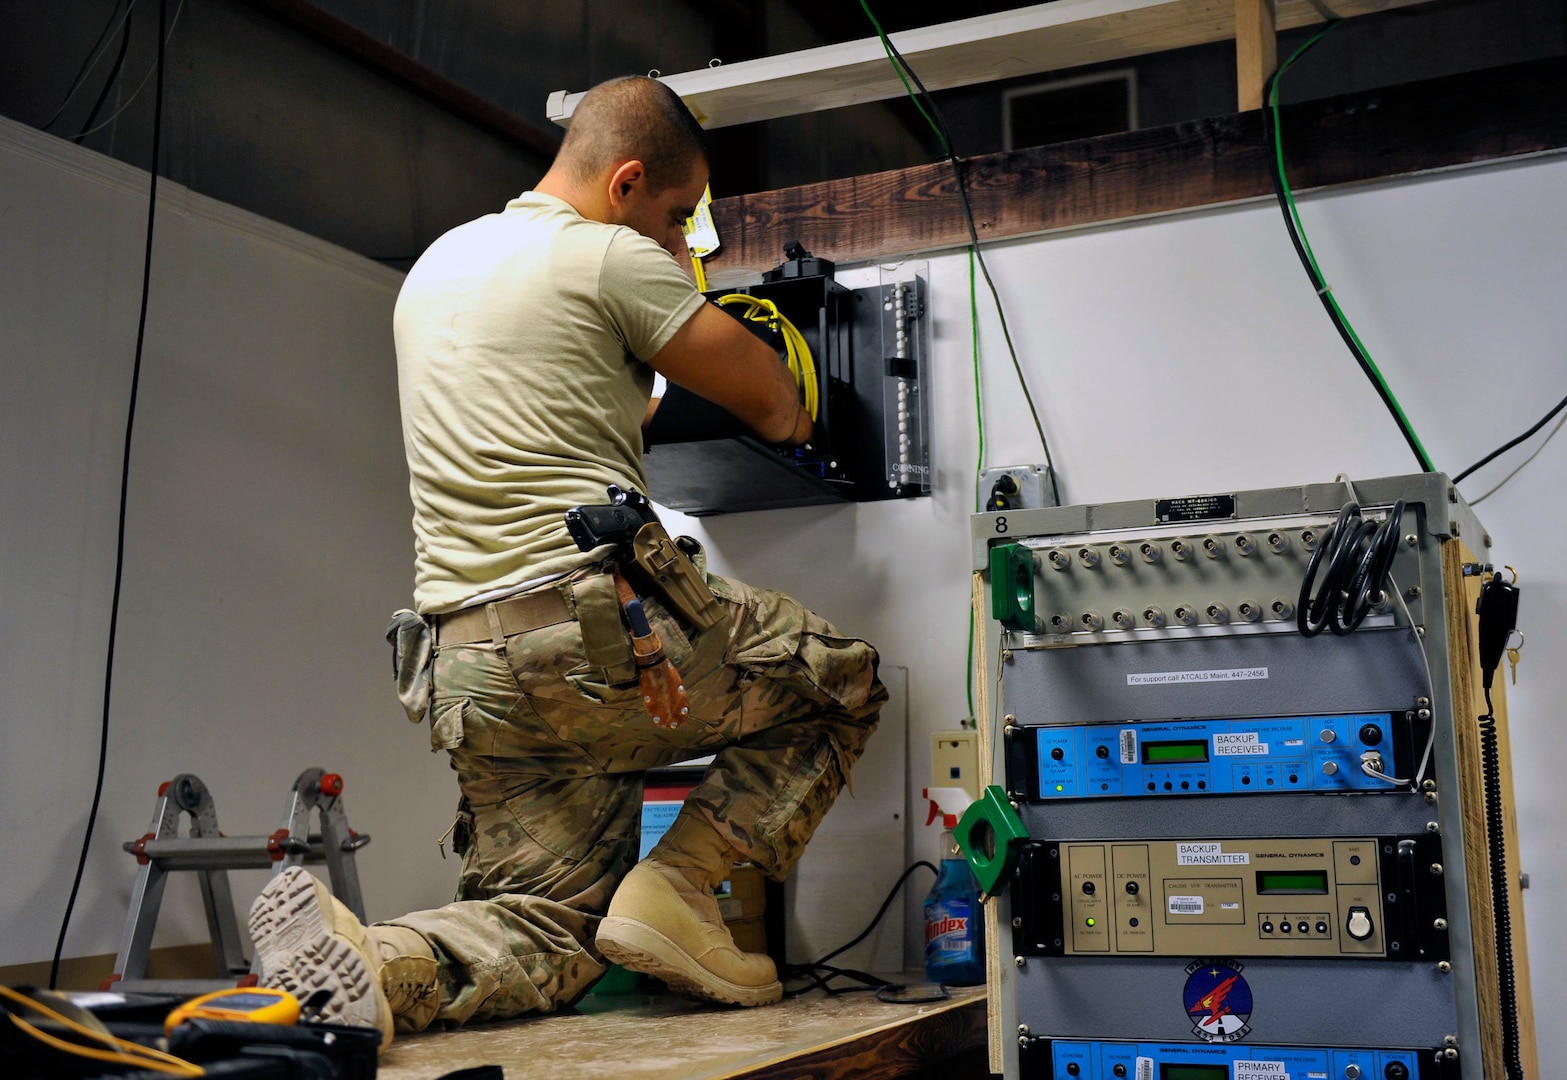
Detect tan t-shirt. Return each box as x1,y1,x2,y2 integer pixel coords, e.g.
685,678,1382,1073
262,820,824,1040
393,191,705,614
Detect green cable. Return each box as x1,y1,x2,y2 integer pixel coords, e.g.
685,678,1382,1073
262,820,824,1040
859,0,988,721
1269,23,1435,471
967,247,983,718
859,0,949,157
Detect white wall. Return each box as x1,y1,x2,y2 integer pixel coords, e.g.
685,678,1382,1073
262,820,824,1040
0,117,453,966
3,113,1562,1062
666,154,1567,1057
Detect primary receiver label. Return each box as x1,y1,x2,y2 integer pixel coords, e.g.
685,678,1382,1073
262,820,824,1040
1128,667,1269,686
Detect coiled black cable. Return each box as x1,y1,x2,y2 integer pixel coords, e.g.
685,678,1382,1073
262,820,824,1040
1297,500,1404,637
1480,691,1527,1079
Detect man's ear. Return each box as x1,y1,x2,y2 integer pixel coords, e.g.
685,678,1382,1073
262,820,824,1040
607,160,647,205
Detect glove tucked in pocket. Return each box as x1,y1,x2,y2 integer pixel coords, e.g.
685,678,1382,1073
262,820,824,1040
386,608,433,724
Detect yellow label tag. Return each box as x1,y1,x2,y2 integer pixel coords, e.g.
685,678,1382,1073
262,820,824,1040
682,184,721,258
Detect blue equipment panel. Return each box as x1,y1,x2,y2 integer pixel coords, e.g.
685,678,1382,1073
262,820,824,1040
1040,1039,1425,1080
1033,713,1401,799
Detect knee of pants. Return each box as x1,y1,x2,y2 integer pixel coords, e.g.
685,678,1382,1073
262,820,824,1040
458,774,641,916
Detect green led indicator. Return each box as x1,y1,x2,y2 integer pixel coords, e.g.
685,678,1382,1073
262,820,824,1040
1085,917,1096,927
1055,784,1064,792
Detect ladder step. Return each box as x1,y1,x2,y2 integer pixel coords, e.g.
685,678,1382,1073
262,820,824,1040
112,977,249,996
126,836,340,871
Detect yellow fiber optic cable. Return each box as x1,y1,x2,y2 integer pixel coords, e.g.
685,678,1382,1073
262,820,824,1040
0,985,205,1077
713,294,819,420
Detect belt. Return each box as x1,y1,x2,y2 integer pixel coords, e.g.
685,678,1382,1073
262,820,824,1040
433,588,574,647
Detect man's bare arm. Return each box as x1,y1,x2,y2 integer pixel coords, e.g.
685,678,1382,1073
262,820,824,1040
646,303,812,445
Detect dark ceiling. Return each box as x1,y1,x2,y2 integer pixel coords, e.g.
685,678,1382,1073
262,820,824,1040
2,0,1561,266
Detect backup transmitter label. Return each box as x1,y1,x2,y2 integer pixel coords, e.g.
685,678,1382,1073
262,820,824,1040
1177,842,1251,865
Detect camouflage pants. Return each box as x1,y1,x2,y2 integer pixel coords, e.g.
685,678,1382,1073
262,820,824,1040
382,569,885,1026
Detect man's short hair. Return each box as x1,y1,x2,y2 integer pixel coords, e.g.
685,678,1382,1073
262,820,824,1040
560,76,709,193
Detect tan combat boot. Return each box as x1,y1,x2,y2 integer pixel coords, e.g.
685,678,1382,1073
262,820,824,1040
248,867,439,1049
596,811,782,1007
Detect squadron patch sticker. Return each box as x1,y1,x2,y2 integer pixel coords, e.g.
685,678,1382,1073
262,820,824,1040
1182,959,1253,1042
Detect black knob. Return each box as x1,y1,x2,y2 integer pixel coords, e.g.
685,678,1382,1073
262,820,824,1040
1384,1064,1409,1080
1081,880,1096,895
1051,746,1065,761
1096,744,1110,758
1125,880,1140,895
1359,723,1384,746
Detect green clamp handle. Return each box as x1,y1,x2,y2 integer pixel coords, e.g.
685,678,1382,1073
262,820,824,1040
954,785,1030,899
989,543,1036,632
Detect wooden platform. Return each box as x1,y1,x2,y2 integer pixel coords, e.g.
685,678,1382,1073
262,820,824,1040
377,980,987,1080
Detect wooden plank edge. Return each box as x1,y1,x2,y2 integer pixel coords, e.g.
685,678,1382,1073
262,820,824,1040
706,57,1567,275
718,993,987,1080
1446,545,1539,1078
973,571,1005,1075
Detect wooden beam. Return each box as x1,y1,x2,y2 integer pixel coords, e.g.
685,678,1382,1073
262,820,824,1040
1235,0,1278,112
547,0,1430,129
704,58,1567,276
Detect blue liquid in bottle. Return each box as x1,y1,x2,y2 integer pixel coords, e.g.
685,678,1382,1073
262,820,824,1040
924,826,985,986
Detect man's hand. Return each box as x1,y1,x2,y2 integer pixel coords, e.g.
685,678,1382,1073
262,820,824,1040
647,303,810,445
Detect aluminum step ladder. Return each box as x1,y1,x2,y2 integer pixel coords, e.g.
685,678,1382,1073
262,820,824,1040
109,767,370,994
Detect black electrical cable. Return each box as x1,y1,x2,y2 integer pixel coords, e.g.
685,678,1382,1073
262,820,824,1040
75,4,136,145
864,14,1058,476
38,1,134,132
50,0,168,993
1297,500,1403,638
1479,688,1527,1080
1453,389,1567,484
780,860,937,999
1261,25,1434,474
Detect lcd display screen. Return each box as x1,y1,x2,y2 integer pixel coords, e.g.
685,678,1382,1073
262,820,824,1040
1255,870,1330,895
1159,1065,1229,1080
1141,740,1209,765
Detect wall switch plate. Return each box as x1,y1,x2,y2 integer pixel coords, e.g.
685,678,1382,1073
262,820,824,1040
932,729,980,801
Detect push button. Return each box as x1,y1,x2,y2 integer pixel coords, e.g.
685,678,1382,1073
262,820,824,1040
1261,921,1274,933
1347,906,1374,940
1344,1065,1362,1080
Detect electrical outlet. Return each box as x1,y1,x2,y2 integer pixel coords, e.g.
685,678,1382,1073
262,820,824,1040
932,730,980,801
980,463,1058,511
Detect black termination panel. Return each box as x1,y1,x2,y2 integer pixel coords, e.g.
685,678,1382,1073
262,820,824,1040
643,247,930,515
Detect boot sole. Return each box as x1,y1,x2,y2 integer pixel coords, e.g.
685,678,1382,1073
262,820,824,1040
248,867,391,1044
597,915,783,1008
